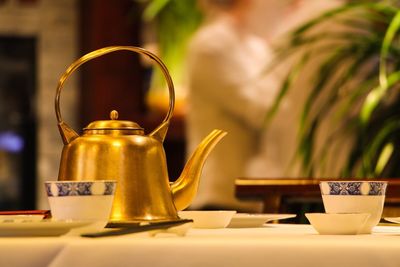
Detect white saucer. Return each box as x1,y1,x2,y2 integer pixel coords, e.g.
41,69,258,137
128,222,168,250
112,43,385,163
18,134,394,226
305,213,370,235
384,217,400,224
178,210,236,229
0,220,93,237
227,213,296,228
0,215,45,223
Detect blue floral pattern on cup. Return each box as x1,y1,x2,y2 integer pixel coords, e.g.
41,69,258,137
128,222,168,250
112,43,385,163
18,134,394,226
329,182,362,195
369,182,387,196
321,181,387,195
45,184,53,197
58,182,91,196
45,181,116,197
104,182,116,195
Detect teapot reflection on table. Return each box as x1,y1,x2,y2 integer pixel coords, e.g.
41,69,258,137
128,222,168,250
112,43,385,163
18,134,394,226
55,46,226,223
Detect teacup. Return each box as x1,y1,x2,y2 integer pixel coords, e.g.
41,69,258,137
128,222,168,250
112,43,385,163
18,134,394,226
319,181,387,234
45,180,117,231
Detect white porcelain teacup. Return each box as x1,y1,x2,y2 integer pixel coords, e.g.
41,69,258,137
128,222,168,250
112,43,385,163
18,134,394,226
45,180,117,232
319,180,387,234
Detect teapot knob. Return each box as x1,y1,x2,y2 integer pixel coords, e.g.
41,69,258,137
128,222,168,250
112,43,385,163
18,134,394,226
110,110,119,120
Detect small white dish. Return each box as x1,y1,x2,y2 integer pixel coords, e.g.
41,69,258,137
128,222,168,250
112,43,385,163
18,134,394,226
0,220,93,237
0,215,45,223
228,213,296,228
305,213,370,235
178,210,236,229
384,217,400,224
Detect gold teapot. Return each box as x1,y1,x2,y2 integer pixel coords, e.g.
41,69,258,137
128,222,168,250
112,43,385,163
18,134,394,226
55,46,226,223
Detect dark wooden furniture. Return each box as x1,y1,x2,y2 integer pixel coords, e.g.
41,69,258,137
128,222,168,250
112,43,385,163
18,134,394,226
79,1,186,180
235,178,400,214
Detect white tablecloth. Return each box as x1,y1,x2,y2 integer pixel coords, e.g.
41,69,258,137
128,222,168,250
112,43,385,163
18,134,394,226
2,224,400,267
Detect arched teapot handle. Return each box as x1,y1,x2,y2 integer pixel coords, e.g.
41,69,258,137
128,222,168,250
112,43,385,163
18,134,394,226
55,46,175,144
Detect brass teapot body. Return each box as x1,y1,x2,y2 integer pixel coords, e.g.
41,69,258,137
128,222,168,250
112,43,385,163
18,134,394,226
56,46,226,223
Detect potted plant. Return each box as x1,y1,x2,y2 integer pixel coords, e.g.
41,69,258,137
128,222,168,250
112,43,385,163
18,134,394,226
267,1,400,178
137,0,202,114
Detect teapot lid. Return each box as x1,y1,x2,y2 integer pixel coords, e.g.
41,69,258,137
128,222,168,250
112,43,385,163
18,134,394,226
83,110,144,134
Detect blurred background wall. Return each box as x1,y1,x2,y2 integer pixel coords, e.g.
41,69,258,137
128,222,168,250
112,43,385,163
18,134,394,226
0,0,79,209
0,0,188,210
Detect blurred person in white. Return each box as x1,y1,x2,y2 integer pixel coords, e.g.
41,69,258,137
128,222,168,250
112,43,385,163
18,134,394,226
245,0,343,178
185,0,340,212
185,0,277,213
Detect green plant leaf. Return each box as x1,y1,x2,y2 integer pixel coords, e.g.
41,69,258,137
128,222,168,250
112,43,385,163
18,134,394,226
142,0,171,21
263,52,310,128
361,70,400,123
362,118,400,175
268,1,400,177
380,10,400,87
301,44,379,175
360,10,400,124
375,142,394,175
291,2,397,37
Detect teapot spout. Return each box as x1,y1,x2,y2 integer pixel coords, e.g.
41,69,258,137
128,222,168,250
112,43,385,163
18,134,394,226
171,129,227,211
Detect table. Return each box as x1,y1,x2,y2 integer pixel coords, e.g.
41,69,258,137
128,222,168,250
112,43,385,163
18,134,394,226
2,224,400,267
235,178,400,213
